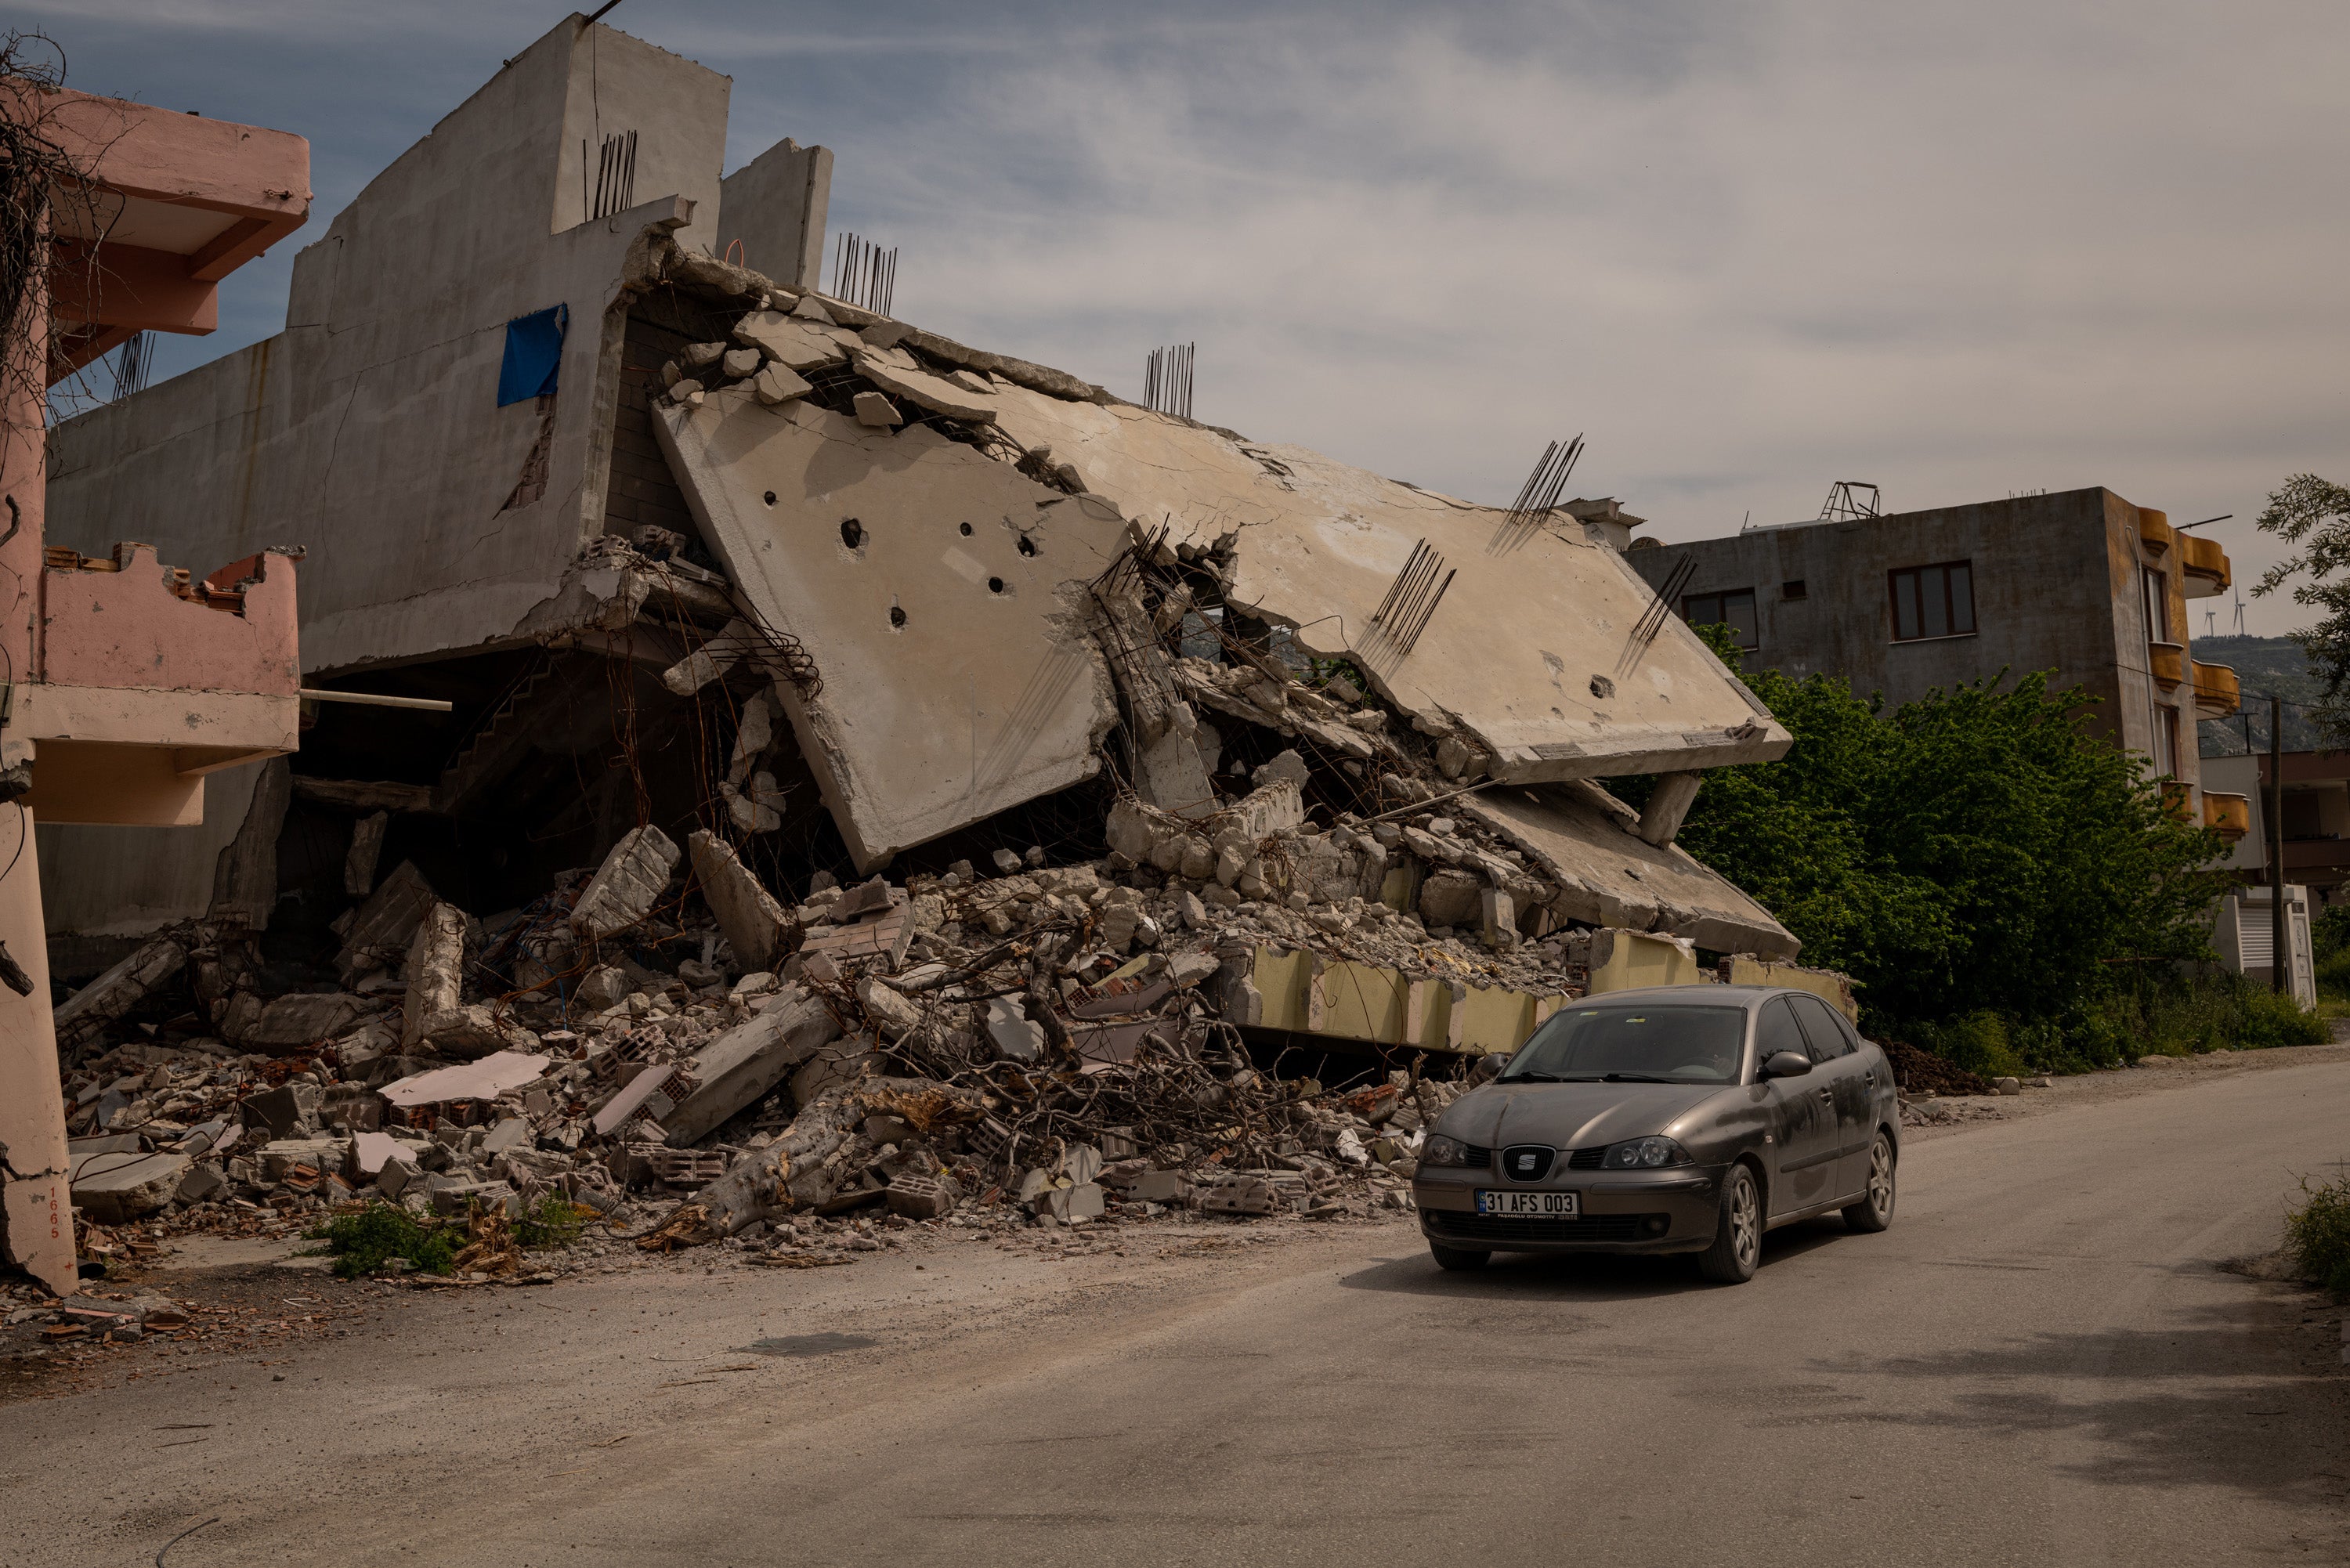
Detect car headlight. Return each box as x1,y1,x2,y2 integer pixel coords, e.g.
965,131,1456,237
1419,1134,1474,1168
1603,1136,1692,1169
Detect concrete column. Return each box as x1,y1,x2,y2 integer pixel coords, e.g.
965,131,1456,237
1636,771,1704,848
0,183,71,1294
0,818,74,1295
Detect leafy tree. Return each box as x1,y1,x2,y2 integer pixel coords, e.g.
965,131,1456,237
2252,473,2350,746
1658,625,2225,1038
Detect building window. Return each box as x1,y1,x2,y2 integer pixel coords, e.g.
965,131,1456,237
1889,561,1976,641
2142,566,2171,642
1781,580,1808,601
2159,704,2182,778
1681,588,1758,649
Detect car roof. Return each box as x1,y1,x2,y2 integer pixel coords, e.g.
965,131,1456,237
1563,985,1787,1008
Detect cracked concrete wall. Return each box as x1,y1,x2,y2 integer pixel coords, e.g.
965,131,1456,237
34,758,263,938
653,388,1130,869
0,815,73,1294
45,18,728,679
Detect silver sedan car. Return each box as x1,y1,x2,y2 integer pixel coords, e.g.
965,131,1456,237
1411,985,1900,1283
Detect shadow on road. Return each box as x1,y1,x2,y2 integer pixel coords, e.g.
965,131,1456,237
1337,1216,1852,1299
1805,1281,2350,1515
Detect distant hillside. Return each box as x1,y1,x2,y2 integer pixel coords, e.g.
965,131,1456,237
2192,634,2328,754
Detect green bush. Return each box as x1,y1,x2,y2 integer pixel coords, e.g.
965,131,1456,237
2312,903,2350,963
2235,983,2331,1048
1911,1011,2028,1079
2286,1169,2350,1297
306,1201,457,1280
1648,627,2224,1042
2316,945,2350,999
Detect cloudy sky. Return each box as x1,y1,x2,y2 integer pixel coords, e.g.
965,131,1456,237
36,1,2350,635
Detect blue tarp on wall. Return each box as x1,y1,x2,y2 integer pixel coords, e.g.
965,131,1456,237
497,303,569,406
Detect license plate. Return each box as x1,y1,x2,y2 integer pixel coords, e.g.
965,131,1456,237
1476,1190,1579,1217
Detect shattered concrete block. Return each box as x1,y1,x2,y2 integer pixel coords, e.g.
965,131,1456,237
53,937,188,1053
660,988,843,1146
670,381,705,407
1105,798,1162,865
832,875,896,920
175,1162,227,1205
1166,949,1219,988
721,773,786,834
1253,749,1312,790
479,1118,532,1156
1127,1170,1185,1203
721,347,762,378
884,1173,960,1221
416,1004,539,1061
72,1152,191,1224
1137,727,1218,820
1231,779,1306,840
224,992,371,1055
343,810,391,898
851,391,903,428
1480,888,1520,949
1214,843,1246,888
569,825,682,941
851,349,1000,425
732,309,855,370
682,341,727,368
855,975,924,1041
1177,838,1216,881
1194,1175,1277,1216
751,363,813,406
660,621,753,696
790,293,838,325
401,901,467,1050
376,1158,421,1201
576,964,631,1013
984,998,1047,1063
1065,1144,1104,1185
688,831,792,974
1418,869,1485,930
337,861,439,982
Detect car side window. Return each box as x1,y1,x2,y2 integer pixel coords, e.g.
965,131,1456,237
1754,998,1808,1068
1789,995,1855,1062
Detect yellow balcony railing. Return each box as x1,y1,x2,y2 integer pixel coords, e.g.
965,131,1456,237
2149,640,2186,691
2203,791,2250,842
2138,507,2175,556
2190,660,2240,717
2179,532,2230,597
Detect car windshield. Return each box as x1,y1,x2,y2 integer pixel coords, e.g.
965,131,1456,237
1497,1004,1748,1084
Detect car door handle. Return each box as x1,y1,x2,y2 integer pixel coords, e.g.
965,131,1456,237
1817,1088,1834,1103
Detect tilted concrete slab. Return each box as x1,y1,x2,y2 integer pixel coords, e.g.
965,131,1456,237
653,388,1129,869
983,388,1791,783
1460,779,1799,959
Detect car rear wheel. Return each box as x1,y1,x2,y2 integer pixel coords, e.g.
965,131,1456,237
1696,1165,1762,1284
1428,1242,1490,1272
1842,1133,1896,1233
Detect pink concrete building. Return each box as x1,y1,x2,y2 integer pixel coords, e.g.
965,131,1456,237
0,83,309,1295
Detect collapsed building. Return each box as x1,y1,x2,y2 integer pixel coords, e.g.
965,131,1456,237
30,16,1828,1270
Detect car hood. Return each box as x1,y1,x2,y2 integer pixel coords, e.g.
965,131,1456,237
1440,1081,1731,1150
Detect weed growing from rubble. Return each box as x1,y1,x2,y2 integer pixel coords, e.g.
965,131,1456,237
306,1203,457,1280
515,1195,594,1250
2286,1169,2350,1298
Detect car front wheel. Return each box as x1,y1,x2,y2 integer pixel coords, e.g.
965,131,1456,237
1842,1133,1896,1233
1696,1164,1762,1284
1428,1242,1490,1272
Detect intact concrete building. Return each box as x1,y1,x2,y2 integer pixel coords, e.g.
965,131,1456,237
1622,488,2245,832
43,14,1802,1012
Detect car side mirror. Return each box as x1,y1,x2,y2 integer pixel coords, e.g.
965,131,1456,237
1762,1050,1813,1079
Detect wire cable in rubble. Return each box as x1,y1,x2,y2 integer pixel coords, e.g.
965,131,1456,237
154,1516,220,1568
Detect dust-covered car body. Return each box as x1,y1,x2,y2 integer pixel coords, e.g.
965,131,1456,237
1412,985,1900,1281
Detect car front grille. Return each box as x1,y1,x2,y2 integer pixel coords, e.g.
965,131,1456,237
1426,1210,1662,1245
1457,1143,1493,1168
1501,1143,1556,1182
1566,1147,1607,1169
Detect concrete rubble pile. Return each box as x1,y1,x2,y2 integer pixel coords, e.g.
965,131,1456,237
42,614,1810,1275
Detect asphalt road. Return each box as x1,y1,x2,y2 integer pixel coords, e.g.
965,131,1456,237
8,1052,2348,1568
